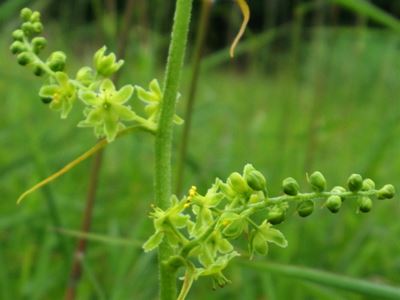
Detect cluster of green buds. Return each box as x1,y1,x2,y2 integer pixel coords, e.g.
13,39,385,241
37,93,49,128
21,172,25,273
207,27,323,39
10,7,183,142
143,165,395,293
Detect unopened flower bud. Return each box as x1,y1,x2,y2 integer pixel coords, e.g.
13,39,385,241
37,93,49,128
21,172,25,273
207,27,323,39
268,208,285,225
10,41,25,54
47,51,66,71
17,52,33,66
297,200,314,217
222,215,245,239
33,64,44,76
32,22,43,33
12,29,24,41
32,37,46,54
227,172,248,194
358,196,372,213
309,171,326,192
282,177,299,196
243,164,266,192
326,195,342,213
22,22,34,35
20,8,32,21
347,174,363,192
377,184,395,200
361,178,375,191
30,11,41,22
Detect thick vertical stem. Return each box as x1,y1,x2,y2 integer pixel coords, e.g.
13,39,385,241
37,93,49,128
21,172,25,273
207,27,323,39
154,0,193,299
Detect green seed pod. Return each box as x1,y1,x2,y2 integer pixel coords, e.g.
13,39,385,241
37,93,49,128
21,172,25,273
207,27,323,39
12,29,24,41
227,172,248,194
268,208,285,225
361,178,375,191
47,51,66,71
309,171,326,192
282,177,299,196
326,195,342,213
22,22,34,36
20,8,32,21
17,52,33,66
297,200,314,217
41,97,52,104
358,196,372,213
347,174,363,192
30,11,41,22
33,65,44,77
32,37,46,54
251,231,268,256
32,22,43,33
10,41,25,54
222,218,245,239
377,184,395,200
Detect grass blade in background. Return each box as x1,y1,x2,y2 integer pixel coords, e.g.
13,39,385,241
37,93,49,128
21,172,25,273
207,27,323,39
329,0,400,32
240,261,400,299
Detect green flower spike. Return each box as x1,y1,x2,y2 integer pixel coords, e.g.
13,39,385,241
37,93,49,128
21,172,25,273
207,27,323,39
39,72,76,118
136,79,184,125
78,79,136,142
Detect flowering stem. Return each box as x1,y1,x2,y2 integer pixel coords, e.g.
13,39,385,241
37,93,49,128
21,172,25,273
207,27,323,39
154,0,193,299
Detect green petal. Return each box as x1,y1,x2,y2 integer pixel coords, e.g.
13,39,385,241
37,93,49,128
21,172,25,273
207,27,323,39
112,104,136,121
79,90,99,105
39,85,58,98
104,113,119,142
264,228,288,248
112,85,134,104
173,114,184,125
100,79,115,92
60,99,73,119
136,86,159,103
86,108,104,124
149,79,162,98
55,71,69,86
142,231,164,252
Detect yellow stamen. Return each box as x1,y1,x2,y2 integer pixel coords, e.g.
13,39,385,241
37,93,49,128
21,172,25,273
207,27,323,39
230,0,250,58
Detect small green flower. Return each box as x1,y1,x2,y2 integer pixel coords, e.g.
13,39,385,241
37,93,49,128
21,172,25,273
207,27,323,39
136,79,183,125
39,72,76,118
78,79,136,142
93,46,123,77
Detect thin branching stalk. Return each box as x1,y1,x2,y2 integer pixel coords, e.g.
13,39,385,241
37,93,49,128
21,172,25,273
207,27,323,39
155,0,193,299
65,1,135,299
176,0,213,195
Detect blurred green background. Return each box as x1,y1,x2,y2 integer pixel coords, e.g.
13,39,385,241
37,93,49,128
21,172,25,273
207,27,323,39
1,0,400,299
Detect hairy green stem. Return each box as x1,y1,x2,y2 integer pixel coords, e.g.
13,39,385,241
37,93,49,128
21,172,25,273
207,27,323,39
155,0,193,299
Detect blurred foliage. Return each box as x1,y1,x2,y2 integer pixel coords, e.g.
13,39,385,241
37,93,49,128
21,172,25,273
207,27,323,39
1,0,400,299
